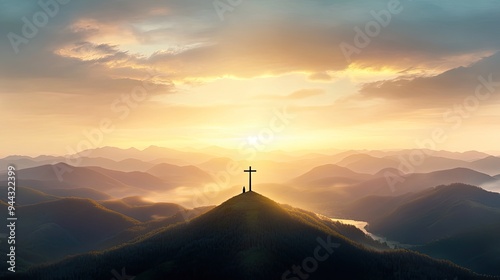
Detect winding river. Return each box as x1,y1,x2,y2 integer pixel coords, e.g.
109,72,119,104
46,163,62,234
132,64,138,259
328,217,411,248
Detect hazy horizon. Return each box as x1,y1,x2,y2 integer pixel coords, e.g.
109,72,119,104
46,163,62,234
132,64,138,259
3,144,500,208
3,145,500,159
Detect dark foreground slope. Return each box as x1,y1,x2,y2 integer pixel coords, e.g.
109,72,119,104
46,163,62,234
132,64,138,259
416,222,500,276
0,198,139,267
8,192,497,280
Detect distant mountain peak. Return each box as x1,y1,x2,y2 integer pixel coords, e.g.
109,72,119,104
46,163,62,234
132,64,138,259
52,162,72,168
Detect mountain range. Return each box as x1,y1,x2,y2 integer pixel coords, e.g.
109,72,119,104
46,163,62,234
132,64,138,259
1,147,500,278
4,192,493,280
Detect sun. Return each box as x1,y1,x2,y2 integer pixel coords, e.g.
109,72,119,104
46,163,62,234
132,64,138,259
247,136,259,146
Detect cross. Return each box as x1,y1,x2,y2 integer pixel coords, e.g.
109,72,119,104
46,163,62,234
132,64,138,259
244,166,257,192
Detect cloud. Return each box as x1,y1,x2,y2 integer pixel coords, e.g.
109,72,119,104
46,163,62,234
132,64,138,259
3,0,500,87
145,18,350,79
2,0,500,155
359,52,500,108
308,72,334,81
255,89,326,101
288,89,326,99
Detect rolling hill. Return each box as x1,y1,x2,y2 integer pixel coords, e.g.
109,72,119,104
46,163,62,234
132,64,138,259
0,198,140,266
366,149,490,161
8,192,495,279
197,157,235,173
366,184,500,244
336,154,398,174
344,167,496,199
0,163,203,198
76,145,214,164
100,197,185,222
77,157,155,172
388,155,468,174
0,156,156,173
290,164,372,187
0,186,57,205
338,192,416,222
146,163,213,186
0,163,130,191
0,196,214,270
331,152,499,175
469,156,500,175
39,187,112,200
86,166,170,191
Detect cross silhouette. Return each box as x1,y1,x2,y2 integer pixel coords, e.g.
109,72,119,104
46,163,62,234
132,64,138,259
243,166,257,192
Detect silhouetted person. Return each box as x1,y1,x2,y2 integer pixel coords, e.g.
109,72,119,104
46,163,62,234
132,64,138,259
243,186,246,193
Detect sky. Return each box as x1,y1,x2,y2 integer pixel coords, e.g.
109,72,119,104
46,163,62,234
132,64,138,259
1,0,500,157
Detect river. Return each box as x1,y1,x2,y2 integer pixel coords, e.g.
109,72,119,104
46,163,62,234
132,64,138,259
327,217,412,249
